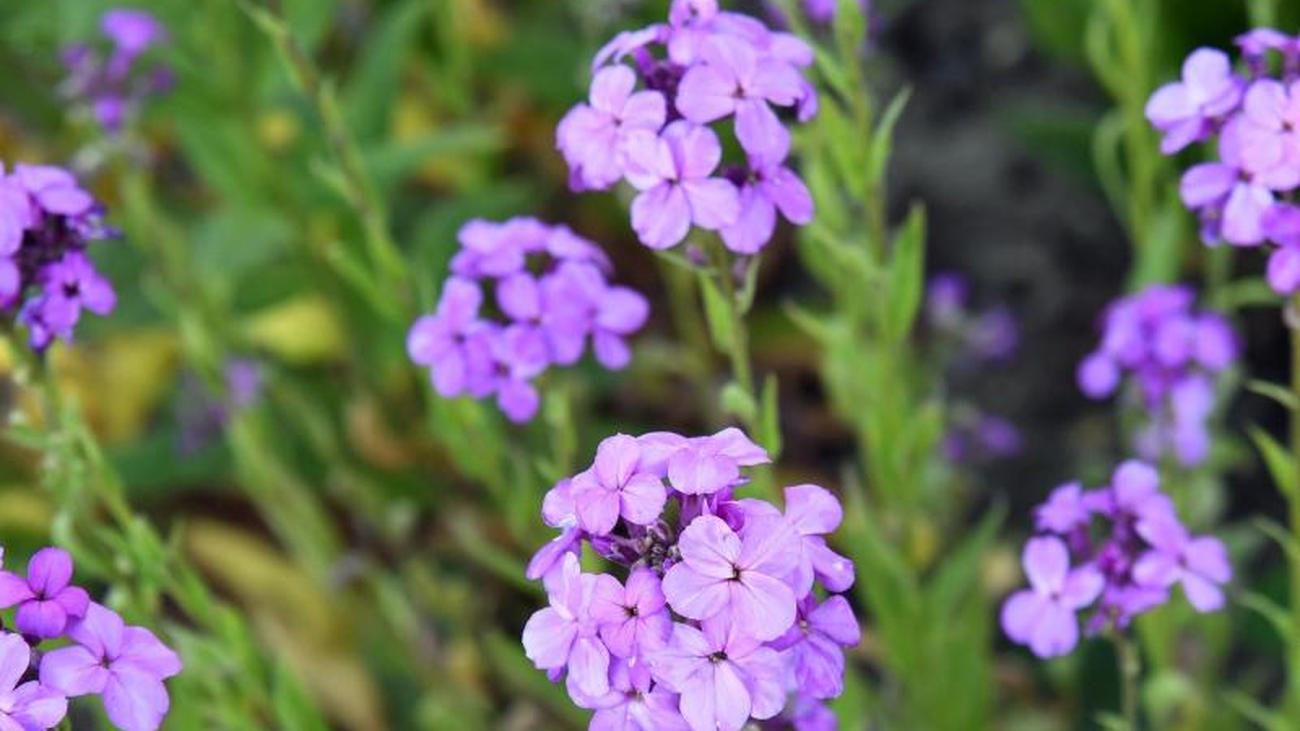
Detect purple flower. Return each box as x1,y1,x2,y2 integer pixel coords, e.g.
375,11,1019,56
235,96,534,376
1079,285,1234,467
411,218,647,423
101,10,167,59
666,427,770,495
39,603,181,731
1034,482,1091,535
1145,49,1244,153
591,568,673,659
573,434,669,534
625,121,741,249
1000,537,1103,658
558,65,667,191
778,484,855,595
521,554,610,699
0,548,90,640
407,277,493,398
582,660,689,731
661,515,798,641
1014,460,1232,646
719,158,814,253
649,619,787,731
1265,203,1300,293
19,252,118,350
1133,517,1231,612
676,35,805,161
60,11,169,134
0,633,67,731
488,324,549,423
1180,113,1292,246
925,272,968,329
769,595,860,700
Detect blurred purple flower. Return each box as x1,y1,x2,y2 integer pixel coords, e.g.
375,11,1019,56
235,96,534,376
1000,537,1103,658
1134,517,1231,612
1078,285,1235,467
1145,49,1244,153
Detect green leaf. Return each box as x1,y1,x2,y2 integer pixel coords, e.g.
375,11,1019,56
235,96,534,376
928,501,1006,616
867,87,912,187
343,0,429,142
882,204,926,343
783,301,836,344
760,375,783,459
271,660,330,731
720,382,758,425
1216,277,1281,310
1252,516,1300,565
1248,426,1296,497
1247,379,1299,412
698,272,735,354
1238,591,1294,643
1225,690,1290,731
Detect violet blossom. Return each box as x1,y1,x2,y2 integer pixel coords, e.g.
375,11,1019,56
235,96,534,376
1077,284,1236,467
0,548,90,640
40,603,182,731
0,162,117,350
1002,461,1231,658
0,633,66,730
407,218,648,423
1149,32,1300,294
521,428,858,729
559,0,818,253
61,9,171,134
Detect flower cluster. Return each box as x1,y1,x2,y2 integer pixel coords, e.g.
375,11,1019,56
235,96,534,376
177,358,265,453
407,217,648,423
1076,285,1236,467
522,429,858,731
1146,30,1300,294
925,272,1019,364
1001,461,1230,658
925,272,1022,465
0,546,181,731
61,9,171,134
557,0,816,253
0,162,117,350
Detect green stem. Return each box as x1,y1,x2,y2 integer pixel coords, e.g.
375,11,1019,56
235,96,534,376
708,241,755,404
1116,632,1142,730
1290,305,1300,713
240,1,409,306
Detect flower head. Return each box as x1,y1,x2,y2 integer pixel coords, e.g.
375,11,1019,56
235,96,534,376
1005,461,1232,657
560,1,817,253
0,162,116,350
0,633,66,731
40,603,182,731
408,219,647,423
522,428,857,728
0,548,90,640
1078,285,1235,467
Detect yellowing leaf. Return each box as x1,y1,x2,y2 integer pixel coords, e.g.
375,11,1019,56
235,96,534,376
242,295,347,365
185,521,386,731
51,330,180,444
